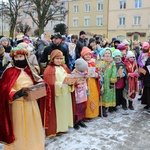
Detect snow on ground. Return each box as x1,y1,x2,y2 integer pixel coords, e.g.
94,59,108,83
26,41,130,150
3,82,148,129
1,96,150,150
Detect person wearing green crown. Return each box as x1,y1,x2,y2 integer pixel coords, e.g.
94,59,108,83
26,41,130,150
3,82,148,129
0,46,51,150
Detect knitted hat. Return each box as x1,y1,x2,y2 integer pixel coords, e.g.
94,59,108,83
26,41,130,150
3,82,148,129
0,37,9,44
122,39,129,45
17,42,33,52
100,47,112,57
114,39,120,44
126,51,135,58
0,45,5,55
23,36,30,42
79,30,86,36
111,37,117,42
117,44,126,51
10,46,28,57
89,38,95,44
75,58,88,72
112,49,122,57
50,49,63,63
142,42,149,50
81,46,92,57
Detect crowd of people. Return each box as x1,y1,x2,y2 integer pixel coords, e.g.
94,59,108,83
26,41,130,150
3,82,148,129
0,30,150,150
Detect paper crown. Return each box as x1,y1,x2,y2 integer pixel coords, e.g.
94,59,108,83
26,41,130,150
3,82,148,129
10,46,28,57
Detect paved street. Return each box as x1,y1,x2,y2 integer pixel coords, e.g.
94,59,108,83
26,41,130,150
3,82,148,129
45,96,150,150
1,96,150,150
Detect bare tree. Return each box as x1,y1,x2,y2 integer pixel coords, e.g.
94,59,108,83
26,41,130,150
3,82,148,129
16,22,31,35
24,0,68,36
1,0,29,38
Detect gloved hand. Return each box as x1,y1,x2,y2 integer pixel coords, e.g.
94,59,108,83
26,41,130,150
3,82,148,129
109,83,115,89
13,88,28,100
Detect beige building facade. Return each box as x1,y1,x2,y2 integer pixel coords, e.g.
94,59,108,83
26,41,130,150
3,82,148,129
108,0,150,42
68,0,109,39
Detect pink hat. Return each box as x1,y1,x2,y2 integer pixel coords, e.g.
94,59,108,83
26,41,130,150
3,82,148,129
81,46,92,57
117,44,126,51
142,42,149,50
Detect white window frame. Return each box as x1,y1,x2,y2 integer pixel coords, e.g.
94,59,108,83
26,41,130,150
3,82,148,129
97,2,103,11
32,21,35,28
25,13,29,18
117,35,125,42
73,18,78,27
134,0,142,8
85,3,90,12
3,23,6,30
84,17,90,26
119,0,126,9
133,16,141,25
73,5,78,13
118,17,126,25
50,20,55,28
96,16,103,26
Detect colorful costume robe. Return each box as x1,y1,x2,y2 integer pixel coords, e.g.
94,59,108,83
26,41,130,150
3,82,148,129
0,67,49,150
99,60,117,107
43,64,75,137
85,60,100,118
124,59,139,100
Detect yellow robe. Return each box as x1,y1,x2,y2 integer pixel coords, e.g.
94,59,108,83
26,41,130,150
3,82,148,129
85,77,99,118
4,69,44,150
55,66,74,132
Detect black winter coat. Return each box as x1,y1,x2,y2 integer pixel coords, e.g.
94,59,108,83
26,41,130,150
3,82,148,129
40,43,69,67
139,57,150,87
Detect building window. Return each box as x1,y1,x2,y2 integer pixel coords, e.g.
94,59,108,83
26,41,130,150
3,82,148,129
96,17,103,26
3,23,6,30
133,16,141,25
134,0,142,8
73,18,78,27
25,13,29,18
119,1,126,9
32,21,35,28
73,5,78,13
32,12,36,17
50,21,55,28
133,35,139,40
117,35,125,42
97,2,103,11
119,17,125,25
84,17,90,26
85,3,90,12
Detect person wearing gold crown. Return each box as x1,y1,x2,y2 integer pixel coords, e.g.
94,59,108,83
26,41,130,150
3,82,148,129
0,46,51,150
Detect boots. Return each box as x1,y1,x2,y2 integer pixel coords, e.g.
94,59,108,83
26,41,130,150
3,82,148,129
77,120,87,128
122,98,128,110
128,100,134,110
102,106,108,117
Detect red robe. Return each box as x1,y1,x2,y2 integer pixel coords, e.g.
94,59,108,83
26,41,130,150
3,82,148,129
43,63,75,137
0,67,50,144
124,59,138,99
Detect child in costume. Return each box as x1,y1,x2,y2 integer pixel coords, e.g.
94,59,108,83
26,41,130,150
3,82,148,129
124,51,139,110
0,46,50,150
99,47,117,116
80,46,100,120
72,58,88,129
43,49,75,137
112,50,127,110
